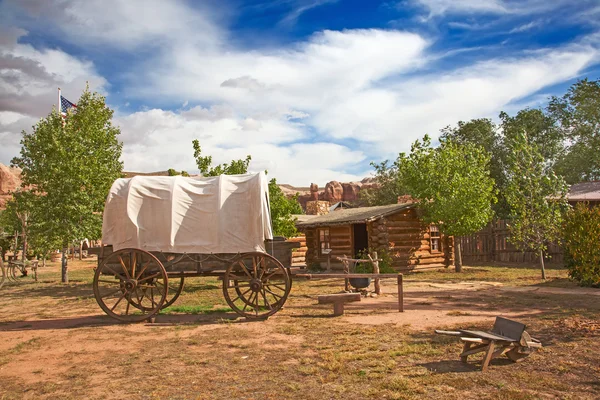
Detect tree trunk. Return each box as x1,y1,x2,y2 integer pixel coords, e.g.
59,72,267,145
455,241,463,272
79,241,83,260
61,248,68,283
22,232,27,262
539,249,546,280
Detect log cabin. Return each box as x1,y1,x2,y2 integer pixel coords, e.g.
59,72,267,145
296,202,454,272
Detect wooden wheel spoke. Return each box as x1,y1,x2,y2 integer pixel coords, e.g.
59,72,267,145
266,282,287,292
150,288,156,307
263,270,281,281
260,289,273,310
110,292,127,312
231,287,253,304
237,260,254,279
131,252,137,278
138,272,161,283
118,256,132,280
258,257,268,279
102,264,123,278
125,298,130,315
263,286,283,300
97,279,123,285
230,282,252,289
135,262,152,280
101,288,125,299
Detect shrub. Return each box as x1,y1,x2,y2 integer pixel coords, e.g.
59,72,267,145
356,248,395,273
564,203,600,287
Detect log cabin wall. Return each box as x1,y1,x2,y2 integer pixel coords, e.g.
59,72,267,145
303,225,352,270
302,207,452,271
368,207,451,271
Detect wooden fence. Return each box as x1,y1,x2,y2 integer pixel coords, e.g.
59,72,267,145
457,220,563,265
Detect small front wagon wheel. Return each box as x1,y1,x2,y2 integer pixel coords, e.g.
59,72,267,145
93,248,168,322
223,252,291,319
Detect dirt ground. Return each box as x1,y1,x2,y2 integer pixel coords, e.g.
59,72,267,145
1,258,599,399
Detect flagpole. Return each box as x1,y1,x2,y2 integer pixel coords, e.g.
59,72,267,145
58,87,61,114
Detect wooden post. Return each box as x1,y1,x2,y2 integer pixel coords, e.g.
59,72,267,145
370,252,381,295
326,252,331,272
397,273,403,312
342,255,349,291
79,241,83,260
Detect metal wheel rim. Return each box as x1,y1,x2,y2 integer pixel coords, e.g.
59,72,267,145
93,248,168,322
160,276,184,309
223,252,291,319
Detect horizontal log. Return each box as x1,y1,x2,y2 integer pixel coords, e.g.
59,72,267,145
297,273,401,279
385,221,423,228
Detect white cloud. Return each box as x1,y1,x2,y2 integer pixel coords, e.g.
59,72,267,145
0,27,107,167
1,0,599,187
412,0,507,17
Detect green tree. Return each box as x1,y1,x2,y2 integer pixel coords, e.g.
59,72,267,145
563,203,600,287
503,131,568,280
192,139,251,176
12,87,123,282
1,190,36,262
191,140,302,237
440,118,509,217
167,168,189,177
359,160,408,206
499,109,564,166
397,135,497,271
548,78,600,183
269,178,303,238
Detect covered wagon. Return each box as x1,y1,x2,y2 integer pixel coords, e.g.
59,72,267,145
93,172,292,322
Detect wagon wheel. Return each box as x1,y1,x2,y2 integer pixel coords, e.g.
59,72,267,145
93,248,168,322
0,259,5,289
8,263,19,281
160,275,185,309
223,252,291,319
232,267,290,309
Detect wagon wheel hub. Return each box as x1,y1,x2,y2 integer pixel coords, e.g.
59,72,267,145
250,278,263,292
124,279,137,292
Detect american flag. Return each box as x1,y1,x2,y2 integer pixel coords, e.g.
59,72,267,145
60,95,77,116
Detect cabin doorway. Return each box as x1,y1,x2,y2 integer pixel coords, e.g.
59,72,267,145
353,223,368,258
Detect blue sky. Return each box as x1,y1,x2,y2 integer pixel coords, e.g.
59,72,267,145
1,0,599,185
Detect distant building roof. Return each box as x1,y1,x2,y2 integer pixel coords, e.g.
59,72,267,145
296,202,415,228
293,214,319,224
329,201,354,212
567,181,600,202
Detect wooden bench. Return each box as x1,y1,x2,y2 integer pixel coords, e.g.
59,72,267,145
318,293,361,316
295,272,404,312
436,317,542,372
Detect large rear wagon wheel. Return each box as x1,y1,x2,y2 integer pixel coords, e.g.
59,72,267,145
93,248,168,322
223,252,291,319
160,276,185,310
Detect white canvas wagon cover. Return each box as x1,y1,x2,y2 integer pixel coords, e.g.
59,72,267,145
102,172,273,253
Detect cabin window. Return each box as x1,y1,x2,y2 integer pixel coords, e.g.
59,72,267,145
319,229,330,255
429,225,441,252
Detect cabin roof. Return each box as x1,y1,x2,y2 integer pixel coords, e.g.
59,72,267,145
567,181,600,201
296,202,415,228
